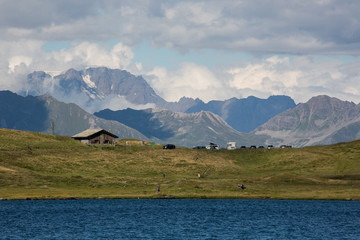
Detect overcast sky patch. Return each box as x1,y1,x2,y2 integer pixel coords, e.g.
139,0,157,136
0,0,360,104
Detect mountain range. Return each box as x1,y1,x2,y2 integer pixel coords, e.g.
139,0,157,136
25,68,190,112
1,90,266,147
3,89,359,148
1,66,360,148
93,94,360,147
24,67,296,133
94,108,265,147
185,95,296,132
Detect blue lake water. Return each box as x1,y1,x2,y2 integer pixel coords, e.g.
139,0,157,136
1,199,359,239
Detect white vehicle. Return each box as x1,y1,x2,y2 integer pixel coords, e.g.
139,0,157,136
206,143,219,150
226,142,236,150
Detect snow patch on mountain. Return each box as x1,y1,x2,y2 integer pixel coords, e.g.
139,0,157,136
82,74,96,88
81,87,97,100
207,126,218,134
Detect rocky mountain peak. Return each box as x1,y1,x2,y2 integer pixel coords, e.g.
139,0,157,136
62,68,82,79
254,95,360,147
24,67,168,111
302,95,359,123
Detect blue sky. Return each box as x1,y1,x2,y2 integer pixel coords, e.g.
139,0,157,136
42,40,253,70
1,0,360,104
132,41,254,71
42,41,72,52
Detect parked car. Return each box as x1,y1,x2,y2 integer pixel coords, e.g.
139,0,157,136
206,144,219,150
250,145,257,149
280,145,292,149
193,146,206,149
240,146,247,149
163,144,176,149
267,145,274,149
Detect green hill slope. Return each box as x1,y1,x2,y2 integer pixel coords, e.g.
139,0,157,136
0,128,359,200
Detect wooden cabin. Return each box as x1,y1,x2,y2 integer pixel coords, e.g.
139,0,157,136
72,129,118,145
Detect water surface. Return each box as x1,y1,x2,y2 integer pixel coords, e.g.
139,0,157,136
1,199,359,239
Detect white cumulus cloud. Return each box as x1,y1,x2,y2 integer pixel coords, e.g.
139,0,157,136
50,42,135,71
227,56,360,103
8,56,32,73
145,62,231,102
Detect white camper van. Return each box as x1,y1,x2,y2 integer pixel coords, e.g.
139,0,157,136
226,142,236,150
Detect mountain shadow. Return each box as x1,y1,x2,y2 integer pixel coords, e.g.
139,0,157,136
0,90,49,132
94,108,175,139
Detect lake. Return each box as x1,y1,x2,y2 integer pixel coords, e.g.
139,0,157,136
1,199,359,239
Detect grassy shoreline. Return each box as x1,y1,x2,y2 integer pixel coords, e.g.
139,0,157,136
1,128,360,201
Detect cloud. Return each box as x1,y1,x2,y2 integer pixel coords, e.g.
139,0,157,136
0,39,141,94
88,95,156,113
0,40,43,91
228,56,300,92
1,1,360,55
0,38,360,106
52,89,156,113
8,56,33,73
144,55,360,104
227,56,360,103
0,0,101,29
50,42,136,70
145,62,233,102
0,1,360,106
1,40,137,71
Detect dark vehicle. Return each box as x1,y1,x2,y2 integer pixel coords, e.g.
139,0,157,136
193,146,206,149
280,145,292,148
240,146,247,149
163,144,176,149
250,145,257,149
267,145,274,149
258,146,264,149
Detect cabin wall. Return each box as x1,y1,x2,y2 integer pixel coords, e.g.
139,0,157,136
80,139,90,144
89,133,115,145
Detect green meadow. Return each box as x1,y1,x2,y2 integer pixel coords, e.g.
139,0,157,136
0,128,359,200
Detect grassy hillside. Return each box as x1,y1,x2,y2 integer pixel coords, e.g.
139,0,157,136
0,128,359,200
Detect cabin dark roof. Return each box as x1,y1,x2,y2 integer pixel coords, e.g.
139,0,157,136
72,129,118,139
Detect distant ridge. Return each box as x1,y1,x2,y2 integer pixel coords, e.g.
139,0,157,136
0,90,149,141
186,95,296,132
2,90,360,148
24,67,297,132
0,90,266,147
254,95,360,147
94,108,265,148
